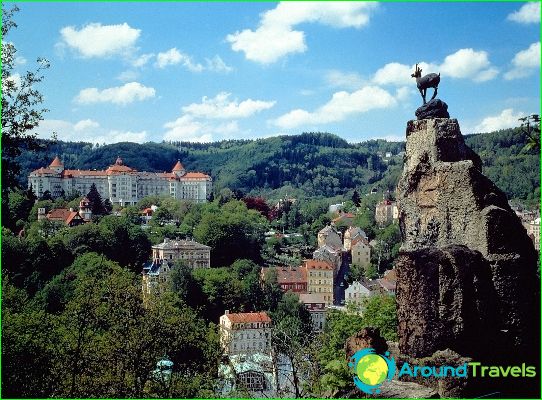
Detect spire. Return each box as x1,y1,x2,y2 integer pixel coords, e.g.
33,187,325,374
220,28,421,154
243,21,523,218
49,156,63,167
172,160,184,172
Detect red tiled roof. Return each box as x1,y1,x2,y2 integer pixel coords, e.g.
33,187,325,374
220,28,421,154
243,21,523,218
351,236,370,247
265,267,307,284
224,312,271,323
46,209,82,224
183,172,211,179
49,156,63,167
172,160,185,171
303,259,333,270
30,167,59,175
62,169,107,177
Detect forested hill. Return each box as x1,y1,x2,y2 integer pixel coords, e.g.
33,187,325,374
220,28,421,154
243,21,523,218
16,129,539,204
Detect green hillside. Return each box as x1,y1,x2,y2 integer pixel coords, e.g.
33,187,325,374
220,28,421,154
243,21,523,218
15,128,539,205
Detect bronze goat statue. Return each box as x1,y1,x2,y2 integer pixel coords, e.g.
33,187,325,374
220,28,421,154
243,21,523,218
411,64,440,104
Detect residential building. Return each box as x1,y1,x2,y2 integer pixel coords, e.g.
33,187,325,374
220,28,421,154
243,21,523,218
377,269,397,295
313,244,342,273
141,260,175,302
345,280,376,304
328,202,345,214
151,237,211,268
260,267,307,293
298,293,327,332
375,199,399,226
351,237,371,268
218,353,276,397
527,217,540,251
331,212,355,227
317,225,342,249
29,156,212,205
343,227,368,251
219,311,272,355
37,197,92,227
303,259,334,305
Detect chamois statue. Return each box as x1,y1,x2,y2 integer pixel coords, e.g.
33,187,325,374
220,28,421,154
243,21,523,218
411,64,440,104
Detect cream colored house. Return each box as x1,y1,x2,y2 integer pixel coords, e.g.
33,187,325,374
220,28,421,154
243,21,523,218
303,259,334,305
152,238,211,268
219,311,272,355
351,237,371,268
375,199,398,226
344,227,368,251
29,157,212,205
298,293,327,332
317,225,342,249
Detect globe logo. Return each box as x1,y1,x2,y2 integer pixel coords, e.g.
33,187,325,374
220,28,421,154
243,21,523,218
349,348,396,394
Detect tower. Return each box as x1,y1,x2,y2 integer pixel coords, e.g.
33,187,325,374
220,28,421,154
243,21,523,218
172,160,186,177
49,156,64,173
79,197,92,221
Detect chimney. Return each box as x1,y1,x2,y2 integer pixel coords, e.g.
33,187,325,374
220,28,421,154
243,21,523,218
69,208,74,212
225,310,230,315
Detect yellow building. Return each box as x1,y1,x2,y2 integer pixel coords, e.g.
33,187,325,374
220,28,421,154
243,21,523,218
351,237,371,268
303,259,334,305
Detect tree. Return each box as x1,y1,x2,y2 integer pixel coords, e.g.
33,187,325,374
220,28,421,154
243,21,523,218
361,294,398,341
352,189,361,207
86,183,107,216
271,293,313,398
2,5,50,204
519,114,540,153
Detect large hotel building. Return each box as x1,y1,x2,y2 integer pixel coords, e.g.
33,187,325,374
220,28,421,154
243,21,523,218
28,156,212,205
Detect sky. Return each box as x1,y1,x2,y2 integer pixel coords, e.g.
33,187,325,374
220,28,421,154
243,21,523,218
5,1,541,144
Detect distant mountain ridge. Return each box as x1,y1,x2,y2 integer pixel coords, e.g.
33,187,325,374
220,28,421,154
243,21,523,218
16,129,539,205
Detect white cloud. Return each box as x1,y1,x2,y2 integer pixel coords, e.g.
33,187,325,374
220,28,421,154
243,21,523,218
473,109,525,133
439,48,498,82
325,70,365,89
205,55,233,73
181,92,276,119
74,119,100,131
372,49,498,87
59,23,140,58
34,119,148,144
2,72,21,91
163,115,215,142
132,53,154,67
373,62,414,86
227,2,378,64
117,70,140,82
507,2,541,24
155,48,203,71
273,85,397,129
15,56,27,66
504,42,541,80
74,82,156,105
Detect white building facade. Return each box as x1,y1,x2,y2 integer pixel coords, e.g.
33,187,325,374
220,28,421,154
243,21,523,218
29,157,212,206
220,311,272,355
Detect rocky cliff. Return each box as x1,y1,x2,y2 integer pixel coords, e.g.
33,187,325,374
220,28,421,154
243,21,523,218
395,117,540,397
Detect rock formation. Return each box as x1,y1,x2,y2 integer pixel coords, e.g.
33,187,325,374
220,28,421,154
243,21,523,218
415,99,450,120
395,116,540,397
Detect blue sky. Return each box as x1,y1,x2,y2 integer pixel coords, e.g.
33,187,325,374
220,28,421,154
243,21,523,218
5,1,541,144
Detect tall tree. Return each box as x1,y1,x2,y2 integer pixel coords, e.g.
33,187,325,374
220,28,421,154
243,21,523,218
86,183,106,216
1,5,50,202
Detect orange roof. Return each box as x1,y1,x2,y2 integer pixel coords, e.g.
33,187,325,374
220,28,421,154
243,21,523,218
49,156,63,167
172,160,185,171
30,167,59,175
62,169,107,177
183,172,211,179
351,236,370,247
303,259,333,270
46,209,82,224
224,312,271,324
265,267,307,284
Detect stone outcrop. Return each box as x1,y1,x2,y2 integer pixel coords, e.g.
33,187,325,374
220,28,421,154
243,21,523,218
395,117,540,397
344,327,388,360
415,99,450,120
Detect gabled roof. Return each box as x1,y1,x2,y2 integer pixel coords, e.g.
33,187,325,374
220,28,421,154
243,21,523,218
172,160,185,171
303,259,333,270
46,208,83,225
223,312,271,324
263,266,307,284
49,156,63,167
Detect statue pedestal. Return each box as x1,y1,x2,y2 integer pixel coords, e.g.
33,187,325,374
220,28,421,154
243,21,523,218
415,99,449,120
